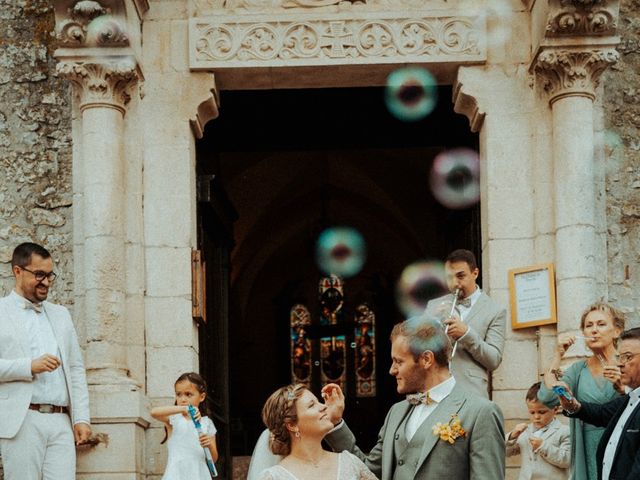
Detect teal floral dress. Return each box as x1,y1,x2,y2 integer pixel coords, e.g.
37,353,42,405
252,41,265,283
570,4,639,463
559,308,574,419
538,360,620,480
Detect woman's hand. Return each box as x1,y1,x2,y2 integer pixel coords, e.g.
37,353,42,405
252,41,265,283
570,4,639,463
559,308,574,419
321,383,345,425
556,333,576,356
603,365,625,394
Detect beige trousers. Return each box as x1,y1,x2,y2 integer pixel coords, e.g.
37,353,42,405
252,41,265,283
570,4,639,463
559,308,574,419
0,409,76,480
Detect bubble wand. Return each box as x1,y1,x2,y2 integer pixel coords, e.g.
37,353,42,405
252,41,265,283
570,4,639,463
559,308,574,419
188,405,218,478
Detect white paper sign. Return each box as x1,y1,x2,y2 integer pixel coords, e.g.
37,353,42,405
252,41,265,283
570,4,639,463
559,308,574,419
514,269,552,324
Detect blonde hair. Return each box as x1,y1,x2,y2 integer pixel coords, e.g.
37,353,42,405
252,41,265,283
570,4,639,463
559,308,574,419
580,301,624,346
261,384,306,456
580,302,625,335
390,315,451,367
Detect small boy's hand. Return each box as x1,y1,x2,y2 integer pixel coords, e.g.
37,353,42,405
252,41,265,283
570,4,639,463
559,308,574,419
529,436,543,451
199,433,212,447
510,422,528,440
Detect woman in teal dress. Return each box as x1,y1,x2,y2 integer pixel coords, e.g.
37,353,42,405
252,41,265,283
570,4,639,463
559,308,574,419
538,302,626,480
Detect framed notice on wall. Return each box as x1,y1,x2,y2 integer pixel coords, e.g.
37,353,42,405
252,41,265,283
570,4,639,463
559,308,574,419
508,263,557,329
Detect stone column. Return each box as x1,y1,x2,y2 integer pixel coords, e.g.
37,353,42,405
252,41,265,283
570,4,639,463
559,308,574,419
534,48,619,334
58,59,139,385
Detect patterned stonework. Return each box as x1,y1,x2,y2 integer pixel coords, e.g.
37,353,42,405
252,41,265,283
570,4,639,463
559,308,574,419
54,0,130,48
546,0,619,37
533,48,619,102
56,59,139,112
194,0,434,12
190,13,484,68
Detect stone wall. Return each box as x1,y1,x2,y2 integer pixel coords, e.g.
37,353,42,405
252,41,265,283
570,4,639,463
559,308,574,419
0,1,73,477
0,0,73,306
603,0,640,327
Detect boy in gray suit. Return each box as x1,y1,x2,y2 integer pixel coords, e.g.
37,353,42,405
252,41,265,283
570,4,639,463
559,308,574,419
426,249,506,398
323,315,505,480
506,382,570,480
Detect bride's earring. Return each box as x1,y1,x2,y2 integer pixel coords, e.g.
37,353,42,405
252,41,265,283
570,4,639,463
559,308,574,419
295,429,301,438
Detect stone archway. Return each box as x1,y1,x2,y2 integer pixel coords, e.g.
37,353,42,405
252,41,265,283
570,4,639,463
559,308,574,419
48,0,622,478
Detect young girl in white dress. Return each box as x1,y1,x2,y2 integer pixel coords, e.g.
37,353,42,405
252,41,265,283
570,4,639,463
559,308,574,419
257,384,376,480
151,372,218,480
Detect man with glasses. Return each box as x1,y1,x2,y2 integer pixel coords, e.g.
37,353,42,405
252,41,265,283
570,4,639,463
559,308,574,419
556,327,640,480
0,242,91,480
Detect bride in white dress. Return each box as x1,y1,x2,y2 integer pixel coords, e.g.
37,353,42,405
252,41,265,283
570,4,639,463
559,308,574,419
248,384,377,480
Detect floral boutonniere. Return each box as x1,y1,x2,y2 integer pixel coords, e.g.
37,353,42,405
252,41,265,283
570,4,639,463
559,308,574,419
432,413,466,444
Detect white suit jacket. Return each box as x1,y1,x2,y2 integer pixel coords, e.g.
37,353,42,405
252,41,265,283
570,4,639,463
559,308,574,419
0,294,90,438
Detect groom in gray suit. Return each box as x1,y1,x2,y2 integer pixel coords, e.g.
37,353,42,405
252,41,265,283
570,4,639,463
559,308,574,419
426,249,506,398
323,315,505,480
0,243,91,480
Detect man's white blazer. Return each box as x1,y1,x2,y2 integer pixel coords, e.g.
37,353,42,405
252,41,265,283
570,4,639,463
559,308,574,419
0,295,90,438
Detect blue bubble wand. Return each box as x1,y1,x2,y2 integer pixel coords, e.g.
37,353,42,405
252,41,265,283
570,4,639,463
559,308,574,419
188,405,218,478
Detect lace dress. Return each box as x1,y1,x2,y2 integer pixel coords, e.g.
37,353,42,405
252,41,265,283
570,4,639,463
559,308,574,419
258,451,377,480
162,413,217,480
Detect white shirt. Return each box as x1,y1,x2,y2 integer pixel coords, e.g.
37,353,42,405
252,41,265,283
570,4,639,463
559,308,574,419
602,386,640,480
10,290,70,407
405,376,456,442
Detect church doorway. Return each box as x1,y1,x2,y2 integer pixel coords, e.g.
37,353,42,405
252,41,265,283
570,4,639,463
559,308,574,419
195,85,479,477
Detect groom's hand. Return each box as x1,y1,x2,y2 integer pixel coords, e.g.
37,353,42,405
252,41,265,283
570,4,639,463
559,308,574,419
321,383,345,425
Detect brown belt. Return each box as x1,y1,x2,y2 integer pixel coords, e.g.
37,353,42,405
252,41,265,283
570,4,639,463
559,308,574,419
29,404,68,414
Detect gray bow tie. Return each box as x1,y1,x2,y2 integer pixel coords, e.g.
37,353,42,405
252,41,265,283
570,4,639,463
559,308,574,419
406,392,433,405
457,297,472,309
23,300,43,314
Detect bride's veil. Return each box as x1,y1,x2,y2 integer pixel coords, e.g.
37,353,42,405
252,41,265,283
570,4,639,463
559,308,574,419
246,429,283,480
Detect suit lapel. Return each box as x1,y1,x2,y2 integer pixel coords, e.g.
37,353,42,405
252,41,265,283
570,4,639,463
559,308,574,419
463,292,488,327
42,303,67,361
536,418,560,443
416,387,467,469
4,296,31,356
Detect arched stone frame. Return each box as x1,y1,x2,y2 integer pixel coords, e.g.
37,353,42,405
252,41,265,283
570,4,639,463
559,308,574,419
49,0,623,477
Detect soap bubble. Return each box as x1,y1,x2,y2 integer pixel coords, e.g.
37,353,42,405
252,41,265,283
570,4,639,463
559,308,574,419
385,67,438,122
396,261,448,317
316,227,366,278
429,148,480,209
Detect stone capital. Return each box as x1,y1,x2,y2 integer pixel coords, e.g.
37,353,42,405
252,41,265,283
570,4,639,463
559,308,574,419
533,48,619,104
56,59,140,113
546,0,620,37
54,0,132,48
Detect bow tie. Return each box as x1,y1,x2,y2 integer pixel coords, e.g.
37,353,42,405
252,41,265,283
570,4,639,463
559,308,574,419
406,392,434,406
22,300,43,314
456,297,472,309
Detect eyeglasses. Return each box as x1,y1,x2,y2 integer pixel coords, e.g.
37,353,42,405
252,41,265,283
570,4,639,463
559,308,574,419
20,267,57,282
614,352,640,364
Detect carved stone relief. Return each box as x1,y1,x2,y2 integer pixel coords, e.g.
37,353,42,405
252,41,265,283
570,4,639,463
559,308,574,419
55,0,130,48
533,48,619,102
194,0,437,14
546,0,619,37
56,59,139,112
191,15,482,67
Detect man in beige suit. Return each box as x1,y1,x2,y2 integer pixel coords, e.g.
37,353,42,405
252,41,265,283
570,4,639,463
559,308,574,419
426,249,506,398
323,315,505,480
0,243,91,480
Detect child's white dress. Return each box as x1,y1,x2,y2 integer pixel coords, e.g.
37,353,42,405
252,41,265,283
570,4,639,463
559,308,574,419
162,413,217,480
